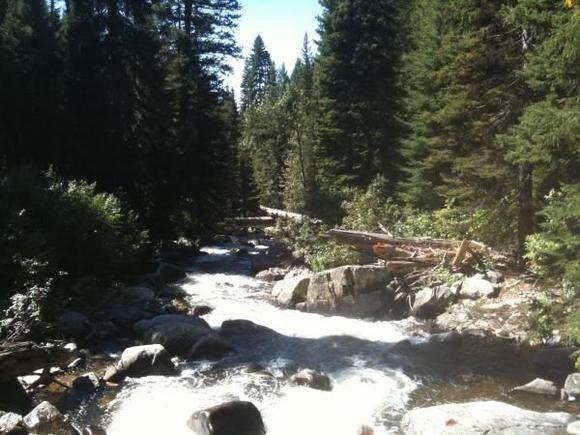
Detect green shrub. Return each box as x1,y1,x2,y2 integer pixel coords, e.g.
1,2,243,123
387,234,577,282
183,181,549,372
0,167,149,319
526,183,580,291
272,219,363,272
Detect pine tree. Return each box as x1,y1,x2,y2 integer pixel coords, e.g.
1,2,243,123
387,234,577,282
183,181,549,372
241,35,275,110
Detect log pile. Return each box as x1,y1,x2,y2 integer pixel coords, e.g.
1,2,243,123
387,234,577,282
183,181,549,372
326,229,495,274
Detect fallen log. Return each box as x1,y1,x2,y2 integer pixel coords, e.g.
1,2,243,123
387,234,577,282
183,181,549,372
0,341,78,383
327,229,461,252
259,205,322,224
226,216,276,228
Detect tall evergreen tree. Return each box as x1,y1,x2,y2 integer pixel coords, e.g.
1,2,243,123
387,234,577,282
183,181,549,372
240,35,275,110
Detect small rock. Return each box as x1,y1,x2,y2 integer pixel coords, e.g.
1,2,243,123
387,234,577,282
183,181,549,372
460,276,498,299
187,335,233,361
23,401,76,435
54,311,92,340
72,372,101,393
289,369,332,391
564,373,580,399
485,270,504,284
512,378,558,396
0,411,26,435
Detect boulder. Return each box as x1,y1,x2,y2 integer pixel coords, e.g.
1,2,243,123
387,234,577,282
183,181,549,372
156,262,187,284
143,323,209,357
289,369,332,391
564,373,580,400
110,344,176,380
54,311,92,340
187,335,233,361
401,401,576,435
512,378,558,396
485,270,504,284
133,314,210,337
411,286,455,319
460,275,498,300
273,275,310,307
0,379,32,415
0,412,27,435
23,401,77,435
220,320,277,336
256,268,286,282
306,265,392,317
533,347,576,376
187,401,265,435
101,305,152,330
122,286,155,308
568,421,580,435
72,372,101,393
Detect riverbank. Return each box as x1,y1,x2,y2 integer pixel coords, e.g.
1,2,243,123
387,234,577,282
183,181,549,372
1,235,579,434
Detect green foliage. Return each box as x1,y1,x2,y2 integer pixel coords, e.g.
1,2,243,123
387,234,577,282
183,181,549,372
525,184,580,290
0,167,149,314
272,220,362,272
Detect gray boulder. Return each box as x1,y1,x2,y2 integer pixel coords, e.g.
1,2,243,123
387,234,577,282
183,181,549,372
401,401,576,435
133,314,210,337
187,335,233,361
54,311,92,340
273,275,310,307
106,344,176,381
411,286,455,319
143,323,210,357
289,369,332,391
101,305,152,330
23,401,77,435
0,412,27,435
564,373,580,399
306,265,392,317
460,275,498,299
512,378,558,396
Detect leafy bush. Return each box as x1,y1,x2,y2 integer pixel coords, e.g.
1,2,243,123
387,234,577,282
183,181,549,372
272,219,363,272
526,183,580,291
0,167,149,322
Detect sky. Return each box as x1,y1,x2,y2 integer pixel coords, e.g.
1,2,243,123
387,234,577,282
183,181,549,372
224,0,323,96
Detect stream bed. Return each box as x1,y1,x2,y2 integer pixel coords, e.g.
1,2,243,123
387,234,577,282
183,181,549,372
68,241,580,434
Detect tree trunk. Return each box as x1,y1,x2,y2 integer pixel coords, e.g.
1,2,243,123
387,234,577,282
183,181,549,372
517,164,534,257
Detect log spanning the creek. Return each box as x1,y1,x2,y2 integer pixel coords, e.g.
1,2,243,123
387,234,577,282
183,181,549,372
227,206,322,228
259,205,322,224
0,341,78,383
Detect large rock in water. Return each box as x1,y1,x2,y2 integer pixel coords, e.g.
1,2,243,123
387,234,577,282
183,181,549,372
143,323,210,357
106,344,176,382
272,274,310,308
401,401,576,435
306,266,392,317
187,401,266,435
133,314,210,337
23,401,77,435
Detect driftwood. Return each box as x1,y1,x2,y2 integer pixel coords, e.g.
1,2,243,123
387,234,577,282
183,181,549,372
259,206,322,224
226,216,276,228
327,229,494,274
0,341,78,383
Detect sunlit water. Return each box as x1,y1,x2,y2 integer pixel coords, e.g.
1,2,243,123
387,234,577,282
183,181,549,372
99,242,420,435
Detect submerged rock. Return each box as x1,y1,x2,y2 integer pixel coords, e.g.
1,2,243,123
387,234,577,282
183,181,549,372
289,369,332,391
187,401,266,435
23,401,77,435
511,378,558,396
401,401,576,435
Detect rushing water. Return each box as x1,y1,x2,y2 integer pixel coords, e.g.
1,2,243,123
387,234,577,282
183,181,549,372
96,242,421,435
